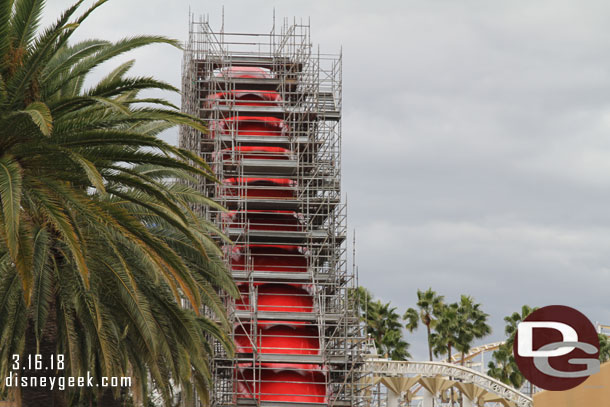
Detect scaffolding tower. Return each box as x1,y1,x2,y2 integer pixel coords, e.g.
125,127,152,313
180,16,365,407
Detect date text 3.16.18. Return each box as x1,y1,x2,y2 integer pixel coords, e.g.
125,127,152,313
12,354,64,371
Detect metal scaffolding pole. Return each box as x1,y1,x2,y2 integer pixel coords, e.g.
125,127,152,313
180,15,364,407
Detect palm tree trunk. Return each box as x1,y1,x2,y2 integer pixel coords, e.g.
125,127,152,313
447,344,453,406
426,324,433,361
21,294,66,407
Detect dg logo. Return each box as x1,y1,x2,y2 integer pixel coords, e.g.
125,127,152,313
514,305,600,391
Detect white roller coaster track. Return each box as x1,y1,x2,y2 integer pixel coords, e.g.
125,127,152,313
363,358,533,407
448,341,505,364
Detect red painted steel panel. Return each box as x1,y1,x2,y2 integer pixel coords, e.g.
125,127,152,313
221,177,296,199
258,284,313,313
236,366,326,403
230,245,307,273
235,284,313,313
235,324,319,355
205,90,282,108
210,116,286,139
218,146,293,161
222,210,303,232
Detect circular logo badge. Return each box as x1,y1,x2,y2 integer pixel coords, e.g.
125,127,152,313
513,305,600,391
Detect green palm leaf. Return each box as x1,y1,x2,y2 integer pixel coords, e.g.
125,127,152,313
9,0,44,51
21,100,52,135
0,156,22,260
0,1,234,404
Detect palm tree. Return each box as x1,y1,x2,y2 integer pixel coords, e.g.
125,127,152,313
356,287,411,360
503,305,536,345
376,302,411,360
486,343,525,390
69,169,235,407
428,297,489,407
0,1,236,406
403,288,444,361
430,302,460,361
454,295,491,365
487,305,537,391
428,302,460,407
598,333,610,363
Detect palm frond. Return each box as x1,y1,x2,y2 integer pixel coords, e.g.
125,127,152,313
31,227,51,345
0,156,21,260
20,100,52,135
8,0,44,52
0,0,14,72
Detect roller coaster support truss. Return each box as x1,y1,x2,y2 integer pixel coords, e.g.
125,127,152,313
362,358,532,407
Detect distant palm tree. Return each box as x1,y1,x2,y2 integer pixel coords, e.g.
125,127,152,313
486,343,525,390
487,305,537,391
503,305,538,347
0,1,236,406
430,302,460,362
403,307,419,332
454,295,491,365
429,296,490,365
403,288,444,361
598,333,610,363
356,287,411,360
377,302,411,360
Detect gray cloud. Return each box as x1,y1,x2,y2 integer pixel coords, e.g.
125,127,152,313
43,0,610,360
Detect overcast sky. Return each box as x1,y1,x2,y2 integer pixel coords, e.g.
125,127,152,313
43,0,610,360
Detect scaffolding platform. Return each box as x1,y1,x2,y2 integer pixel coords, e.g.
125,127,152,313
180,16,364,407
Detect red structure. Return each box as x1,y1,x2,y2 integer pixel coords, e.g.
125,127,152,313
218,146,294,161
221,178,297,199
180,19,362,407
235,324,320,355
210,116,287,139
229,245,307,273
222,210,303,232
237,366,327,403
207,71,320,401
205,90,282,108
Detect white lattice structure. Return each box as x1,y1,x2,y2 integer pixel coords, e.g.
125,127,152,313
361,358,532,407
